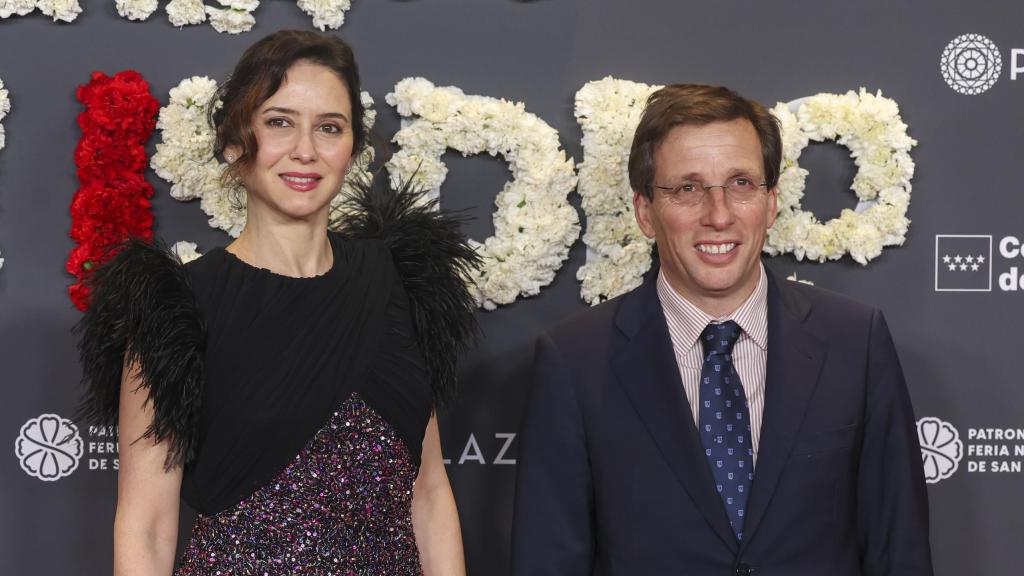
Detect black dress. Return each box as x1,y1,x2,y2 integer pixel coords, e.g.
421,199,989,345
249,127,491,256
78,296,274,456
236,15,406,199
76,186,479,575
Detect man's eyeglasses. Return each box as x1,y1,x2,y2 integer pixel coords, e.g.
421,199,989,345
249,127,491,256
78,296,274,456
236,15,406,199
652,176,768,207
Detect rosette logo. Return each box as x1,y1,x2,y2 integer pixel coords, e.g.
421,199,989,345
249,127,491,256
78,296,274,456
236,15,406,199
917,417,963,484
15,414,84,481
940,34,1002,95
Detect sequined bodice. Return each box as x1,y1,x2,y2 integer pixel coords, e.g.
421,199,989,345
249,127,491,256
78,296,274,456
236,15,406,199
176,393,423,575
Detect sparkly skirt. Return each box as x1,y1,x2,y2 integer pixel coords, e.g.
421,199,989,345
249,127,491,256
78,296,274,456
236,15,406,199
176,394,423,575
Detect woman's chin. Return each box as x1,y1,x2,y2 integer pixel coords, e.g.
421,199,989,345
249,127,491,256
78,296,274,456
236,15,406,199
252,200,332,224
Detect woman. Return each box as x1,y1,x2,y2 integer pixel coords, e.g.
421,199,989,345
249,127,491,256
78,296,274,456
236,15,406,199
78,30,477,575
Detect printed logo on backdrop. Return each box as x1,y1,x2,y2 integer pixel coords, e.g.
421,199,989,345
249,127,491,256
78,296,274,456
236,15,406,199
14,413,119,481
934,234,1024,292
917,417,963,483
917,417,1024,483
940,33,1024,95
935,235,992,291
442,433,517,465
941,34,1002,95
15,414,83,481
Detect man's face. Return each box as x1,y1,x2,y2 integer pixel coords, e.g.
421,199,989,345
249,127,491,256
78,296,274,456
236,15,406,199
634,119,777,312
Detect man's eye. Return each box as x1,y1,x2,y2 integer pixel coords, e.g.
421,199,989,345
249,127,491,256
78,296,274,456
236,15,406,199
679,183,698,193
733,177,751,186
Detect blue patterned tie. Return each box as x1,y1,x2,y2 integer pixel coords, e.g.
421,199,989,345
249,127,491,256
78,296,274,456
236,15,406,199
698,321,752,540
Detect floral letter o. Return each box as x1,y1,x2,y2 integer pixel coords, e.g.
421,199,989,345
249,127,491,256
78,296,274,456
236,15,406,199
385,78,580,310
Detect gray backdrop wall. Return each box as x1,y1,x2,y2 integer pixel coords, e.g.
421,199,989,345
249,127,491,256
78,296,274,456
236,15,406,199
2,1,1022,574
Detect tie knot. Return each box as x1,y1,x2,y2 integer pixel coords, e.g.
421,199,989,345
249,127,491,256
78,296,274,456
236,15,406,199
700,321,742,357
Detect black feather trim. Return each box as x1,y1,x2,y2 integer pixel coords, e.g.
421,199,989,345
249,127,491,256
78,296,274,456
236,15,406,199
332,177,482,409
74,239,205,469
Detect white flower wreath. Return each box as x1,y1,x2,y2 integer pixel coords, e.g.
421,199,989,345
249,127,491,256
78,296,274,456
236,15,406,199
385,77,580,310
0,77,8,270
766,89,916,264
574,77,659,305
151,75,376,238
0,0,80,22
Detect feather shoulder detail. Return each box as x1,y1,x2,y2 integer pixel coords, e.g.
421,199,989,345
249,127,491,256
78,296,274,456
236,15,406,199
75,238,205,468
332,179,482,408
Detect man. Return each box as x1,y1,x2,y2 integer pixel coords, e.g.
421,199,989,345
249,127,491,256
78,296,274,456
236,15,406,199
512,85,932,576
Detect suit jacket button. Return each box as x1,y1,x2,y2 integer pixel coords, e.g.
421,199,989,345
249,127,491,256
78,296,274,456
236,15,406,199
734,563,753,576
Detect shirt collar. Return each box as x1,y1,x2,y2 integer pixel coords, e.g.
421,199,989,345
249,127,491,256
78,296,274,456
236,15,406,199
656,263,768,351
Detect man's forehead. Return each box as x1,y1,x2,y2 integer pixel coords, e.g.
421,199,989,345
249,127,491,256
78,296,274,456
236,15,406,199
655,120,763,174
662,119,758,145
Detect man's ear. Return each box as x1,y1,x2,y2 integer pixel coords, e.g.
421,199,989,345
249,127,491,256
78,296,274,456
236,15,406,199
765,185,779,229
634,190,657,239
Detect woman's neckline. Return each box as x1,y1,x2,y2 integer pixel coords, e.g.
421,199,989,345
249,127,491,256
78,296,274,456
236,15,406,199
220,234,340,281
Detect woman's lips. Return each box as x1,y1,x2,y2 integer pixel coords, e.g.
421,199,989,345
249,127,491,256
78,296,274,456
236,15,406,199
280,173,322,192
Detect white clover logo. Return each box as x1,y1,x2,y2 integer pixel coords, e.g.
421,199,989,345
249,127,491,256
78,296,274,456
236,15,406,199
15,414,83,481
941,34,1002,95
917,417,963,484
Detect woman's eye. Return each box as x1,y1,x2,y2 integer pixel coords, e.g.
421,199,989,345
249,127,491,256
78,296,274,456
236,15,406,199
319,123,342,135
266,117,291,128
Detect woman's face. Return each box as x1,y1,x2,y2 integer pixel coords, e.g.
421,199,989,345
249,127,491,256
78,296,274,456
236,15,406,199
232,60,355,224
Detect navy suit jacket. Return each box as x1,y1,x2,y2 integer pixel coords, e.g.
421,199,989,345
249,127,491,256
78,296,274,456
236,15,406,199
511,267,933,576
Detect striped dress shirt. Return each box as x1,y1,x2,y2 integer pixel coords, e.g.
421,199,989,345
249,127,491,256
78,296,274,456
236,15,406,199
656,265,768,466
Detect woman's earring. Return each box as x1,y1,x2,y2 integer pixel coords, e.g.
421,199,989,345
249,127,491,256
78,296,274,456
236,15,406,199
226,154,236,163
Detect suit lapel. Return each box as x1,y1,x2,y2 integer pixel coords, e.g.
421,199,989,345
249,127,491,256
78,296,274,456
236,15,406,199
611,276,739,552
739,271,827,550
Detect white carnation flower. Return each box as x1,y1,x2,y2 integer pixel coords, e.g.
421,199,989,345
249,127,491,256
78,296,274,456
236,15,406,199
36,0,81,22
201,188,246,237
115,0,157,20
205,5,255,34
171,241,203,264
297,0,351,30
166,0,206,26
0,0,35,17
